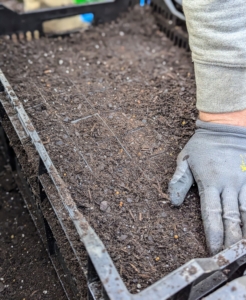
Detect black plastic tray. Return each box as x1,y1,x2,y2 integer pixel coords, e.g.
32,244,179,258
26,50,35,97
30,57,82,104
1,63,246,299
0,0,139,38
0,2,245,298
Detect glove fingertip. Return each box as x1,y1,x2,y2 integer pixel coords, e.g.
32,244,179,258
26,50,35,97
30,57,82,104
168,172,194,206
168,181,186,206
168,155,194,206
207,240,223,256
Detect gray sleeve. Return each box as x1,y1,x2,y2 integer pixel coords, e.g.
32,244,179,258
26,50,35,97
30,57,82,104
183,0,246,113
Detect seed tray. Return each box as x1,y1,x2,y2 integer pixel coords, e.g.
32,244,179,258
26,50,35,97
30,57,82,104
1,64,246,299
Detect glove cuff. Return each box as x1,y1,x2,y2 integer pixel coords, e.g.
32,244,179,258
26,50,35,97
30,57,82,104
196,120,246,135
195,63,246,113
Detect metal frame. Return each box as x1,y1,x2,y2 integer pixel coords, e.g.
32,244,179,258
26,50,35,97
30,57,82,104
2,69,246,299
0,0,139,38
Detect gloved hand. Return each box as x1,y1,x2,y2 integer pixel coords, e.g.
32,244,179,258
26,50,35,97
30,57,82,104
169,120,246,254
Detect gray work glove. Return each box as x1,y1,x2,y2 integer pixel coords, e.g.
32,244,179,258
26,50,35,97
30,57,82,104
169,120,246,254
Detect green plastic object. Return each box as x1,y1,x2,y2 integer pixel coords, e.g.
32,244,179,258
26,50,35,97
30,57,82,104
74,0,105,4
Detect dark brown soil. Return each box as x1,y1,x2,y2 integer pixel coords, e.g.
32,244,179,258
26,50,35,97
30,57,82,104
0,143,66,299
0,5,209,293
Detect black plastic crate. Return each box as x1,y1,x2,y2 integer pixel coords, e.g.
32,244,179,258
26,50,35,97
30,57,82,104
1,2,246,298
0,0,139,38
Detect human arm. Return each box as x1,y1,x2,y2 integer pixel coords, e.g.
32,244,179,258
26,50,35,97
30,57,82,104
169,0,246,254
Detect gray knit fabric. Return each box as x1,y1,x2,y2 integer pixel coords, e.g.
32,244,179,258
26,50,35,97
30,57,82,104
183,0,246,113
195,64,246,113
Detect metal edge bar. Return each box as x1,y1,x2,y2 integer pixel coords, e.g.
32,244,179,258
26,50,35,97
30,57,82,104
134,258,218,299
213,241,246,268
135,240,246,299
38,176,87,274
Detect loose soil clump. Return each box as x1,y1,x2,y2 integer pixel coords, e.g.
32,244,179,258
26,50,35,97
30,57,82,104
0,6,209,292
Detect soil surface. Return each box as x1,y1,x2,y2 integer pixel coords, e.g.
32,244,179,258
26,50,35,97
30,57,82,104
0,143,66,299
0,5,209,293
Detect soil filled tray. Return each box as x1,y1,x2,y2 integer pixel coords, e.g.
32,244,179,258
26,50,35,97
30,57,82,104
0,6,208,293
